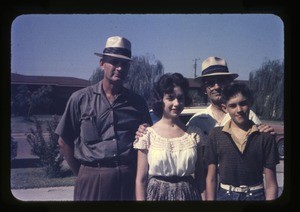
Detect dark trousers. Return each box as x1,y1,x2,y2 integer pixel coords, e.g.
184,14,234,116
74,164,136,201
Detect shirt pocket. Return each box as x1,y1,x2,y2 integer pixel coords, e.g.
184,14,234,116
80,116,101,144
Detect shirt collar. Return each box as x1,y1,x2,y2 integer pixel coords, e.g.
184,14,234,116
92,81,127,95
92,80,130,104
92,81,103,95
222,120,258,135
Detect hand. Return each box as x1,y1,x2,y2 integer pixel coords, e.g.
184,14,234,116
135,123,149,140
258,124,276,135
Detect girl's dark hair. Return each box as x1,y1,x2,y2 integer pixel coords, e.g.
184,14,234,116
150,73,191,118
221,82,254,106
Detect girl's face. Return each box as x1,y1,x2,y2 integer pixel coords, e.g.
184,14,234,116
162,86,185,119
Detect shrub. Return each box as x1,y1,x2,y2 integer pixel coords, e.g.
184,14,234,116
11,136,18,160
26,115,63,178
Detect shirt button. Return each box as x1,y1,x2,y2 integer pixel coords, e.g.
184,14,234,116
112,139,116,142
113,154,117,157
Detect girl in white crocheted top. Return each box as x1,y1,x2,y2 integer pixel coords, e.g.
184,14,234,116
134,73,205,201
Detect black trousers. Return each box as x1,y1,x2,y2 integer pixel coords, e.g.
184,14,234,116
74,163,136,201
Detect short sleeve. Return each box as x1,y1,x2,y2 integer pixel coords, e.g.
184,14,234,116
55,92,80,143
133,129,151,150
263,134,280,168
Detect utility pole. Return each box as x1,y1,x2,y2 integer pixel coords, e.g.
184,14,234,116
193,58,200,78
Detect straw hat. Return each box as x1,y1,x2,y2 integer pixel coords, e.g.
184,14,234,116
197,56,238,80
94,36,132,61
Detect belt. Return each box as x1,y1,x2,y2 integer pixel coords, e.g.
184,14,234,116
220,183,264,193
81,160,130,168
151,175,193,183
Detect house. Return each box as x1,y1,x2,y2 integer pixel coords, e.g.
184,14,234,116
11,73,90,115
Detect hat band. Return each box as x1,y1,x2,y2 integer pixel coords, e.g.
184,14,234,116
103,47,131,58
202,65,229,76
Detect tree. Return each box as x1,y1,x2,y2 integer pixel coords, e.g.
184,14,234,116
89,67,104,85
27,85,53,118
12,85,53,119
249,59,284,120
124,54,164,105
11,85,30,116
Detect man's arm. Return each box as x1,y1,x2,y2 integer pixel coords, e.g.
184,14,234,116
58,136,80,176
264,167,278,200
206,164,217,200
194,148,207,200
194,136,208,200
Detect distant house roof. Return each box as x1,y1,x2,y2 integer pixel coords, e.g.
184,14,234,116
187,78,201,88
11,73,90,87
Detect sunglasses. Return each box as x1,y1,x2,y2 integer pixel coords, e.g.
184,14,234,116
203,77,232,88
227,100,249,109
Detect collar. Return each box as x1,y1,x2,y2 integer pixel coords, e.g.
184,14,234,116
207,104,231,126
92,81,127,97
222,120,258,135
206,104,214,116
92,81,103,95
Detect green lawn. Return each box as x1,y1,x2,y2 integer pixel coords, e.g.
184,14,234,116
11,115,75,189
11,167,76,189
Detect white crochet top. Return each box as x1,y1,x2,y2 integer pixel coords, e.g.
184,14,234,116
133,125,204,177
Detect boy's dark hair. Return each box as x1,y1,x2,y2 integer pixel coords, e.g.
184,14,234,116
221,82,254,106
151,73,191,118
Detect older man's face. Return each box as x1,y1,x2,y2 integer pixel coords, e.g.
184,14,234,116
204,76,233,104
100,56,131,83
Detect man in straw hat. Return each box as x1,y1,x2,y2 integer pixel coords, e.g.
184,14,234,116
55,36,152,201
187,56,271,135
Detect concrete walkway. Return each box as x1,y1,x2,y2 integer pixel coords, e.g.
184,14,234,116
11,186,74,201
10,185,284,202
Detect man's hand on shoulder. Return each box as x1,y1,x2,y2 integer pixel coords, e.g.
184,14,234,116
135,123,150,140
258,124,276,135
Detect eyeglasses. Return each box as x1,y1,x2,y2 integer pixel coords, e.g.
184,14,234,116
203,77,232,88
227,100,249,109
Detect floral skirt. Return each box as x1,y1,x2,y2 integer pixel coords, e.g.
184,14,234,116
146,176,201,201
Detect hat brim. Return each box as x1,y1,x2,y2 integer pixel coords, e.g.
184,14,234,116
94,52,132,61
196,72,239,80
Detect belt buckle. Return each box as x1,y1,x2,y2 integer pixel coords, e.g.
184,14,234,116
239,185,249,193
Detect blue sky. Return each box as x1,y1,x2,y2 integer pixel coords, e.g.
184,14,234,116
11,14,284,80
